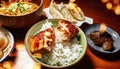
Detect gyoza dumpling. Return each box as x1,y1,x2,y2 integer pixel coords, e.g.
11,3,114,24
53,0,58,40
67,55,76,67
49,0,64,19
60,3,76,22
68,2,85,21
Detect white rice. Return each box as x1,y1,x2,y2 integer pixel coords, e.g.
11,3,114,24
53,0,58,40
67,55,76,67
39,20,83,66
40,20,53,31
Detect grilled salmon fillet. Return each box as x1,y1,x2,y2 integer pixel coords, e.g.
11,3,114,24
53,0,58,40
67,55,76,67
55,20,79,44
30,20,79,58
30,28,55,54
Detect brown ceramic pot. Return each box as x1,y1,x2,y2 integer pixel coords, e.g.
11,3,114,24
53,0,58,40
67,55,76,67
0,0,43,28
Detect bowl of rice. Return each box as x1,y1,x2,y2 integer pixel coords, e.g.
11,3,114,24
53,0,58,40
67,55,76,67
25,19,87,68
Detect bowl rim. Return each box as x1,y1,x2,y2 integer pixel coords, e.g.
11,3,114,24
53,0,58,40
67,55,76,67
0,0,43,17
24,19,87,68
0,27,14,62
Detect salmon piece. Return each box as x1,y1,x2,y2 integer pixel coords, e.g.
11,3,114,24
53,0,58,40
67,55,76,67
30,28,55,54
55,20,79,44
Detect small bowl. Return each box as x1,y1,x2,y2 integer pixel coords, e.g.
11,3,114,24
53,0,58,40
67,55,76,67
25,19,87,68
0,27,14,62
0,0,43,28
84,24,120,54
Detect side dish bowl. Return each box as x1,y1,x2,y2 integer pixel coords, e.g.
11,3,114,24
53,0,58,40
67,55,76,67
0,0,43,28
25,19,87,68
0,27,14,62
84,24,120,54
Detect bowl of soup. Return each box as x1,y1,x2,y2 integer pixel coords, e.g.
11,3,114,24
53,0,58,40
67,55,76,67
0,0,43,28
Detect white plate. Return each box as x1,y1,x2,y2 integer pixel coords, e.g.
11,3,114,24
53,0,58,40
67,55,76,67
43,4,93,27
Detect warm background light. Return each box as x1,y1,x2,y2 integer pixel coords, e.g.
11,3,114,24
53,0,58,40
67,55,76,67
101,0,120,15
100,23,107,34
106,2,112,9
114,5,120,15
101,0,109,3
0,43,41,69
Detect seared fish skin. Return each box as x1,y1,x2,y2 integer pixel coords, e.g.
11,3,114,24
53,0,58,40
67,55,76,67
55,20,79,44
30,28,55,54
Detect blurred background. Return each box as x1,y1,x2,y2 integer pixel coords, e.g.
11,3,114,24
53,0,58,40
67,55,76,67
73,0,120,34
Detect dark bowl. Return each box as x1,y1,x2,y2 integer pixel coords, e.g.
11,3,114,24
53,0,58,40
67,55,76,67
84,24,120,56
0,0,43,28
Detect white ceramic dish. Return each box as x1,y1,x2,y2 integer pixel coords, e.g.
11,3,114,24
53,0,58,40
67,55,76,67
43,4,93,27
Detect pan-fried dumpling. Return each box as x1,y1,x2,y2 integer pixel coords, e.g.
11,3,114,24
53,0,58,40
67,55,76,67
60,3,76,22
49,0,64,19
68,2,85,21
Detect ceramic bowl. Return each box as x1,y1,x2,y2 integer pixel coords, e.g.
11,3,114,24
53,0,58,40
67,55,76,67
84,24,120,54
0,0,43,28
25,19,87,68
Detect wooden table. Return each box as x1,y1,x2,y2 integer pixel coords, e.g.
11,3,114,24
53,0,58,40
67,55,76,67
0,0,120,69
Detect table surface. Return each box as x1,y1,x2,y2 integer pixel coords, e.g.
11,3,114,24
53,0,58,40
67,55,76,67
0,0,120,69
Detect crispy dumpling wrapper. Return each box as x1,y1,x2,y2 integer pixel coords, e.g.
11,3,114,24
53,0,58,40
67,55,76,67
68,2,85,21
49,0,85,22
60,3,76,22
49,0,64,19
44,0,93,26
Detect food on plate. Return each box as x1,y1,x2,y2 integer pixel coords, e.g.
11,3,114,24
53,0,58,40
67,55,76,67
0,31,9,51
49,0,85,22
41,36,83,66
68,0,85,21
0,51,4,59
30,20,79,55
30,28,55,54
55,20,79,44
29,20,83,66
49,0,64,19
0,0,39,15
0,30,10,59
102,40,113,51
60,3,76,22
88,31,114,51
